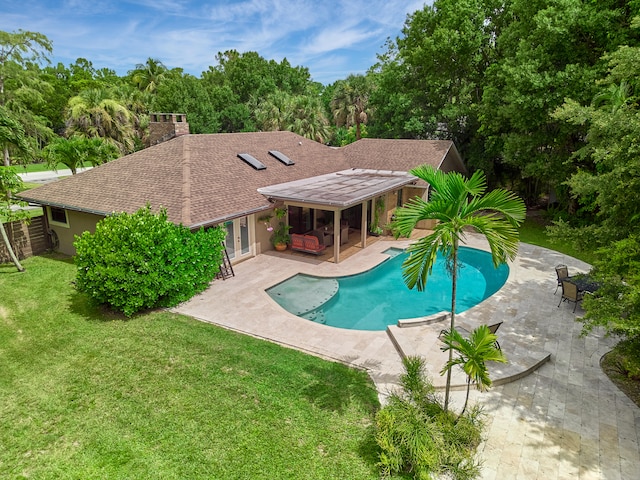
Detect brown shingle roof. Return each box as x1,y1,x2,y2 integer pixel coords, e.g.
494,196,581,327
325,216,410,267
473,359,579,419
21,131,462,228
341,138,456,171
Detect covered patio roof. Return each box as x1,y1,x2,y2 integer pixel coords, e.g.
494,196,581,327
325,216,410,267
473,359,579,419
257,168,417,208
257,169,419,263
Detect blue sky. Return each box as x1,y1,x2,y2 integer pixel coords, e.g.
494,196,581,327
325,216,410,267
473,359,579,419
2,0,428,84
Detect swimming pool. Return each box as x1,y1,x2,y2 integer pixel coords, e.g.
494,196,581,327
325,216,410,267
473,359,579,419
266,247,509,331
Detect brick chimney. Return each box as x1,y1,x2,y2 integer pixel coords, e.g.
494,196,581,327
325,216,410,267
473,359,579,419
149,113,189,146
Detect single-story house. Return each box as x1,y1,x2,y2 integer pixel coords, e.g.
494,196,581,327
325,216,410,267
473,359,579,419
20,113,466,264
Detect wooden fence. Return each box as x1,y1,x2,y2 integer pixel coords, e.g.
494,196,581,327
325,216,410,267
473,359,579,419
0,215,49,264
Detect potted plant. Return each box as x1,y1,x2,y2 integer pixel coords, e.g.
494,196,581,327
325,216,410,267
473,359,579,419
270,207,292,251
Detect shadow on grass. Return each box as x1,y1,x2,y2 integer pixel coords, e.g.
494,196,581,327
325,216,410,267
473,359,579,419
301,361,379,414
37,251,75,264
358,424,385,476
66,289,132,322
1,251,74,273
301,362,383,475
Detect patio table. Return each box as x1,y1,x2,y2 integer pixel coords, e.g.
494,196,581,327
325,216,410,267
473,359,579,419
568,275,601,294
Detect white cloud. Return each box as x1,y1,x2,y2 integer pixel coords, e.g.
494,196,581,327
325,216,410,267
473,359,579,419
0,0,432,83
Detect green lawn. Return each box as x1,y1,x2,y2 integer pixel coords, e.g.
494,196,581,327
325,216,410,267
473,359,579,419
519,215,599,265
0,255,380,479
14,162,91,173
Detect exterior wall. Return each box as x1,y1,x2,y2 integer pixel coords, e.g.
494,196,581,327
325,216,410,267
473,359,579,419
0,216,49,263
47,207,104,256
439,147,467,174
402,186,437,230
254,212,273,255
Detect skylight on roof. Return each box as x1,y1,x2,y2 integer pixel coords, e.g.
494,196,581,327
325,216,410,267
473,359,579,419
237,153,266,170
268,150,295,166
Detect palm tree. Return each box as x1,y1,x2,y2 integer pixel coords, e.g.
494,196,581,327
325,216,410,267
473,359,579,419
252,91,289,131
330,74,372,141
286,95,330,143
253,91,330,143
131,58,167,93
65,88,136,154
44,136,119,174
392,165,525,412
440,326,507,415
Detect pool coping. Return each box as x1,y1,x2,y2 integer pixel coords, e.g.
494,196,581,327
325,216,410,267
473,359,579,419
173,232,591,396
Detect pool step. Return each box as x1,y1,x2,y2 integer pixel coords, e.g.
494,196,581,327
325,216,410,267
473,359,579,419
266,275,339,317
386,320,551,390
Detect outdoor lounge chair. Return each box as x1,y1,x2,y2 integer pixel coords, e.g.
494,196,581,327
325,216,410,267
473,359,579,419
558,279,584,312
291,234,305,252
290,233,326,255
555,264,569,294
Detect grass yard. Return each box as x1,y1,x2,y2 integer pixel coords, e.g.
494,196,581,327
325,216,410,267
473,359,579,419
13,162,92,174
0,255,380,479
519,213,600,265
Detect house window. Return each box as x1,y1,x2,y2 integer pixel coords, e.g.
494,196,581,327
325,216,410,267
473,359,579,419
396,189,404,208
49,207,69,227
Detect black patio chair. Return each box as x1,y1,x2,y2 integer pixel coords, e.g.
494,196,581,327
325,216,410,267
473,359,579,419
555,264,569,294
558,279,584,313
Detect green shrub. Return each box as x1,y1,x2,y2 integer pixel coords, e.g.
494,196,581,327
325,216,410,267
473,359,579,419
618,339,640,381
375,356,483,480
74,205,226,316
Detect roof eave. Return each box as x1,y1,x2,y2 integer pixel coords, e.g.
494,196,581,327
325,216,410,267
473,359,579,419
17,195,110,218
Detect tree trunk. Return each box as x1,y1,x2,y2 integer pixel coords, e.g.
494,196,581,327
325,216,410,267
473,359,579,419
443,238,459,412
460,377,471,418
0,220,25,272
3,147,9,167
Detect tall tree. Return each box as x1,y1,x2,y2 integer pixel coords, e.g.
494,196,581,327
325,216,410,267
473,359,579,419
130,58,168,93
392,166,525,411
551,35,640,246
369,0,504,161
0,30,52,166
286,94,331,143
40,60,122,134
204,50,312,104
65,88,136,154
0,108,30,271
331,74,373,141
252,90,290,131
153,74,223,134
480,0,640,202
253,91,330,142
201,50,314,134
0,29,52,102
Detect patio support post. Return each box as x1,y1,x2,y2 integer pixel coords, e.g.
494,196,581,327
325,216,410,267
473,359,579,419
333,212,340,263
361,200,368,248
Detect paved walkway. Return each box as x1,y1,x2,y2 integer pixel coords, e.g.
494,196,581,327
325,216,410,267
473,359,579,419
174,234,640,479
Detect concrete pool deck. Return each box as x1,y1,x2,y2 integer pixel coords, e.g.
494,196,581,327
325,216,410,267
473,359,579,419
174,233,640,479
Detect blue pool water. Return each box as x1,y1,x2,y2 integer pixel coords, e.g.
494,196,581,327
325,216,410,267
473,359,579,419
267,247,509,331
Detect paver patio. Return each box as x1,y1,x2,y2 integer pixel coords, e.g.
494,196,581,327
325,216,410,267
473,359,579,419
174,234,640,479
